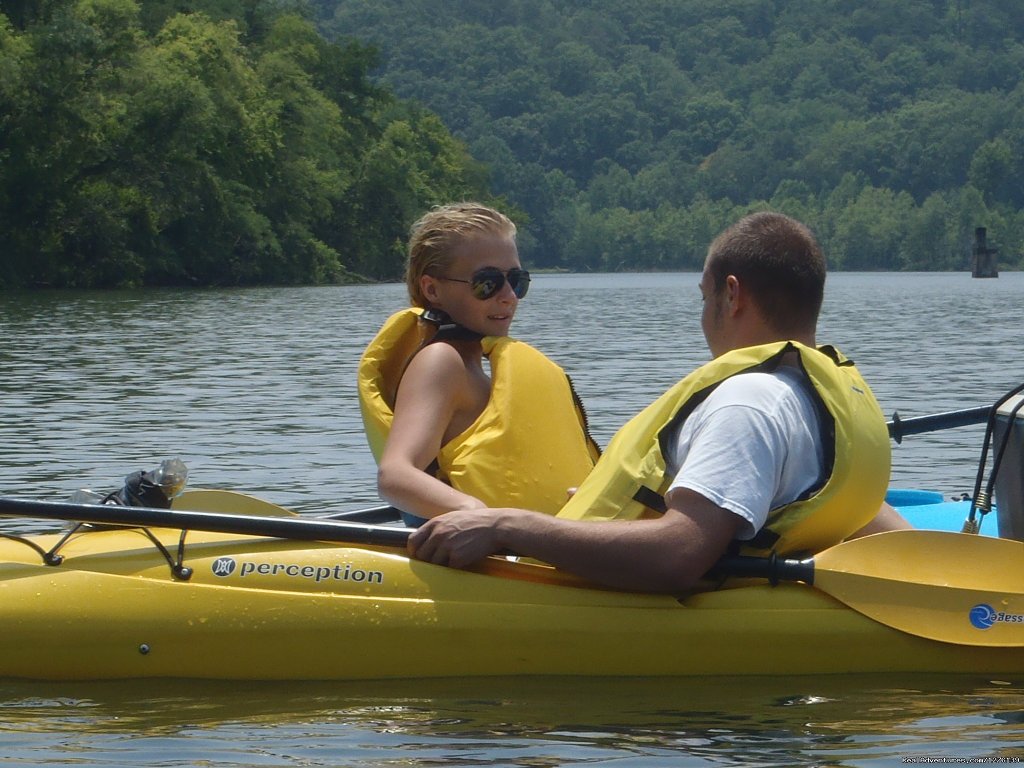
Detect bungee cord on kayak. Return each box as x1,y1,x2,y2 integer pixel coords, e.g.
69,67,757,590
964,380,1024,535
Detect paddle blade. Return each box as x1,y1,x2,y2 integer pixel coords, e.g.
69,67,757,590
815,530,1024,647
172,489,298,517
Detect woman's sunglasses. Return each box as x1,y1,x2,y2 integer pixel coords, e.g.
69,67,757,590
438,267,531,300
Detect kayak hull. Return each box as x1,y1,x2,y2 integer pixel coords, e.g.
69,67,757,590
0,524,1021,681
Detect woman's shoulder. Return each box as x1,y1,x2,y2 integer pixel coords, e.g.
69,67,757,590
401,340,477,392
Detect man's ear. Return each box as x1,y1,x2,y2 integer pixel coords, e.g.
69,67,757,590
723,274,743,316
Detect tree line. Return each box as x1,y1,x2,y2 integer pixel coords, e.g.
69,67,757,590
319,0,1024,272
3,0,1023,287
0,0,490,288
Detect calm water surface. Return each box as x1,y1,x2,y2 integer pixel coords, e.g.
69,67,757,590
0,272,1022,765
0,675,1021,767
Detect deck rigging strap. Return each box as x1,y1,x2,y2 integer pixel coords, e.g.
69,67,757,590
966,382,1024,532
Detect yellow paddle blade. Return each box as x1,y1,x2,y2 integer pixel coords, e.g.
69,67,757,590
815,530,1024,647
172,489,298,517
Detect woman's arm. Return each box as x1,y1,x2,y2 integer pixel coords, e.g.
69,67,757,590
377,343,487,518
847,502,913,538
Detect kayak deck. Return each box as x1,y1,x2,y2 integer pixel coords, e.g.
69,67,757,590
0,512,1020,681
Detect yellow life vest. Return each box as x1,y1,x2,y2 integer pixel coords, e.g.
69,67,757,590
358,308,599,514
556,341,891,556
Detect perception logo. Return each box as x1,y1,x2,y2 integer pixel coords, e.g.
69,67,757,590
209,556,384,584
212,557,237,577
970,603,1024,630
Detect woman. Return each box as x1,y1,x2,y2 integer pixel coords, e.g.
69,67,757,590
358,203,598,524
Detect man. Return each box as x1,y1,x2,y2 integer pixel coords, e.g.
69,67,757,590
408,212,906,592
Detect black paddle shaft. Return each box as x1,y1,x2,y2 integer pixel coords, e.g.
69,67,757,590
711,553,816,585
887,405,991,444
0,497,413,548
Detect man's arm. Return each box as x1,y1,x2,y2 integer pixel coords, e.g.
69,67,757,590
407,488,743,593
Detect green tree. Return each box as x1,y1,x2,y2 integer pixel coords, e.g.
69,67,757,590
338,105,488,279
0,14,33,286
826,186,915,270
968,138,1016,206
316,0,1024,270
900,192,957,270
1,0,487,287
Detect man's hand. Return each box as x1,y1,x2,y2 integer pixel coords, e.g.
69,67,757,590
407,508,509,568
407,492,742,593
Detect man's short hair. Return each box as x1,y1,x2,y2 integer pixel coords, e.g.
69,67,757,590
707,212,826,335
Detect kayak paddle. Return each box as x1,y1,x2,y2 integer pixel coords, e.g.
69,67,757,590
174,488,401,524
0,497,1021,648
0,496,411,548
716,529,1024,647
173,489,299,517
887,405,991,444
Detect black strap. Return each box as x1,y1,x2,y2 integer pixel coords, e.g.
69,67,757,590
631,484,784,550
421,309,484,343
746,526,781,551
817,344,854,367
632,485,667,515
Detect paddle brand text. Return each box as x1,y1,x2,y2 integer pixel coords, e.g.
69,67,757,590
969,603,1024,630
210,557,384,585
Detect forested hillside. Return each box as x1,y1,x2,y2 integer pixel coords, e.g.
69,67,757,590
0,0,489,288
319,0,1024,271
4,0,1022,287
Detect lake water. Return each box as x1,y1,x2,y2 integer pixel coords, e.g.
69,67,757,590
0,272,1022,765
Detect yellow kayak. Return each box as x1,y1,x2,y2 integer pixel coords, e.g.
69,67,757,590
0,490,1020,681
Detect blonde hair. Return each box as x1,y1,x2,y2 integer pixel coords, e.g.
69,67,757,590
406,203,517,307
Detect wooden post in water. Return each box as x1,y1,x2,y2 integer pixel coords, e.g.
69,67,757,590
971,227,999,278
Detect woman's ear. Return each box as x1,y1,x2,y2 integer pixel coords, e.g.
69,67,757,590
420,274,442,306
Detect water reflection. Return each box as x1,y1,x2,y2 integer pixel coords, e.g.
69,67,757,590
0,675,1019,766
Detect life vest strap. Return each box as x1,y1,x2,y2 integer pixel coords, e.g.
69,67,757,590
422,309,484,343
632,485,667,515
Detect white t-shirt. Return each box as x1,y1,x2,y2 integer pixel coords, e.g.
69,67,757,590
664,368,825,540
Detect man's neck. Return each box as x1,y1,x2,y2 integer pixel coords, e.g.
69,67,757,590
734,326,816,351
